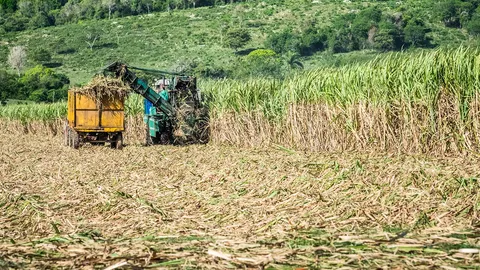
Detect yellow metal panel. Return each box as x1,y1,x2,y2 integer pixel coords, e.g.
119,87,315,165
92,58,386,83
102,96,124,110
76,111,99,128
75,128,124,133
76,94,97,110
67,90,125,132
67,92,75,127
101,111,124,128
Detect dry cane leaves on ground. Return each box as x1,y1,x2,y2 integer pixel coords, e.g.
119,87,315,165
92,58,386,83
0,133,479,269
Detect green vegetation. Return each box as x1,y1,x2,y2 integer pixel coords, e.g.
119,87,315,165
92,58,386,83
1,0,480,89
0,65,69,104
0,102,66,123
3,47,480,120
233,49,284,78
0,70,19,103
205,47,480,117
2,1,480,153
19,65,69,102
0,0,224,32
224,28,251,51
5,47,479,154
30,49,52,65
436,0,478,28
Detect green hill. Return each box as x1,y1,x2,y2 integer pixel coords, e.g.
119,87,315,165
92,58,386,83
0,0,476,85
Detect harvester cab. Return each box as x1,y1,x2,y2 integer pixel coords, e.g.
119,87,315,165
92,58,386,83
104,62,209,145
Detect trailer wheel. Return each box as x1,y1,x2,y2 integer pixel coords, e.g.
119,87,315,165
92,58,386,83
91,142,105,146
68,128,73,147
116,133,123,150
110,133,123,149
71,131,80,149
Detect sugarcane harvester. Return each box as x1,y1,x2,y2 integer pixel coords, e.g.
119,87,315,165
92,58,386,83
104,62,209,145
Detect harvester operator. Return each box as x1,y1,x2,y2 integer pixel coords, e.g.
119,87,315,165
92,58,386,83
154,79,170,101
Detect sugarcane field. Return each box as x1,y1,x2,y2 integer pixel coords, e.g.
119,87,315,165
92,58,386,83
0,48,479,269
2,0,480,266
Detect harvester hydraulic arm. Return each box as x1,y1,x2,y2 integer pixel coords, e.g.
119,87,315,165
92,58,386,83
104,62,175,117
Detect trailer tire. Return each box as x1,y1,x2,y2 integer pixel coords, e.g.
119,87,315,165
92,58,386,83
91,142,105,146
71,131,80,149
116,133,123,150
110,133,123,149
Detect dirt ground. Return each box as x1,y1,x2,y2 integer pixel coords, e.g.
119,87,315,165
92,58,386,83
0,133,479,269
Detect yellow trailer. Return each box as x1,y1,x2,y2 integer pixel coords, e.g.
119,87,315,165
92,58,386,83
64,91,125,149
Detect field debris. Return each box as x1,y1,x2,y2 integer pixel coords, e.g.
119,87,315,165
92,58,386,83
173,104,210,145
1,229,478,268
0,132,479,268
70,76,130,101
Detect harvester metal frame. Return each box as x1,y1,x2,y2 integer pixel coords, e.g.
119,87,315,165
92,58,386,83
104,62,209,146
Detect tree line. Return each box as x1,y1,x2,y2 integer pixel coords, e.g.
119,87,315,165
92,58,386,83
1,46,69,104
0,0,248,32
266,0,480,56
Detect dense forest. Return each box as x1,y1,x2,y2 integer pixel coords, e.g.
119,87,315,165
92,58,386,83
2,0,480,103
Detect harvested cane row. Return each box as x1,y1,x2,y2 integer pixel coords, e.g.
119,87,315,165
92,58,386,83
0,132,479,268
1,230,478,269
